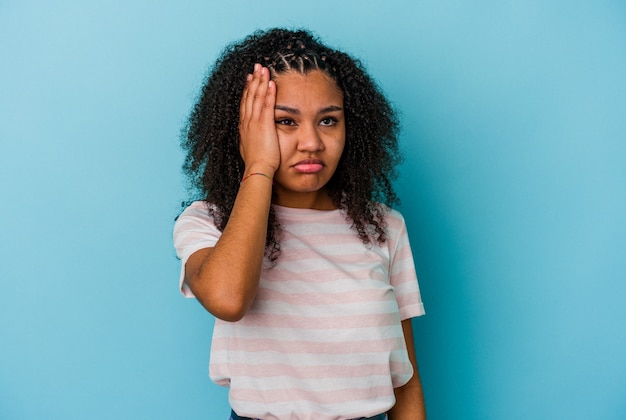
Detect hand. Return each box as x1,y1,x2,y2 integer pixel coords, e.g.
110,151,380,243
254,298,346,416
239,64,280,176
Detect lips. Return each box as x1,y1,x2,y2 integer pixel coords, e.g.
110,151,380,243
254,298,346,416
293,159,324,174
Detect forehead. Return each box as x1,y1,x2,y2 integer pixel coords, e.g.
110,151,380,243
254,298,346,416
273,70,343,107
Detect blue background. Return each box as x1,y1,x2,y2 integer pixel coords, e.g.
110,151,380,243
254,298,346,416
1,1,625,419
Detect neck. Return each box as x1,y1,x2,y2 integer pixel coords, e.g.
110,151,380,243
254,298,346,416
273,188,337,210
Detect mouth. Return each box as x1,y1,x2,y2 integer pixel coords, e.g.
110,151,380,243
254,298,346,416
292,159,325,174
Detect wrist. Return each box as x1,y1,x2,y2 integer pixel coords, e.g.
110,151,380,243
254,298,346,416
241,172,273,184
244,164,276,179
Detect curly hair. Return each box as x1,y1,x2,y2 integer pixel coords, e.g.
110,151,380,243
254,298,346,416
181,28,402,262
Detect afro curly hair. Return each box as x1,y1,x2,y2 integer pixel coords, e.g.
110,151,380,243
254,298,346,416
181,28,402,262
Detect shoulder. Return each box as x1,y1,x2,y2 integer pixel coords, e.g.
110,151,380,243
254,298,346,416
384,206,405,222
376,205,410,248
174,201,217,232
173,201,222,256
377,204,406,230
177,200,212,218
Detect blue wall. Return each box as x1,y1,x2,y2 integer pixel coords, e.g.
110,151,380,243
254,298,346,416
1,1,625,419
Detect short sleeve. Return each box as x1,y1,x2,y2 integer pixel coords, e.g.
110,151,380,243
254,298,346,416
387,210,425,320
173,201,222,297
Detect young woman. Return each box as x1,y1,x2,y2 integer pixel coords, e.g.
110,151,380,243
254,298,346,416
174,28,426,420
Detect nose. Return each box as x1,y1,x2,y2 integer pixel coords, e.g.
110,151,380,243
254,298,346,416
297,123,324,152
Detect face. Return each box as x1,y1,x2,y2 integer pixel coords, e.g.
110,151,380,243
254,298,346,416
272,70,346,209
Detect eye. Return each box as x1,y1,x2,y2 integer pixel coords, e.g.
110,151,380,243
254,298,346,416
320,117,338,126
276,118,295,126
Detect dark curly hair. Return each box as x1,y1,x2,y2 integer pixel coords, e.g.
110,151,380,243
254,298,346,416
181,28,402,262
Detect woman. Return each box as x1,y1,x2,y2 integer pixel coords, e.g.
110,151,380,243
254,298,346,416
174,28,426,420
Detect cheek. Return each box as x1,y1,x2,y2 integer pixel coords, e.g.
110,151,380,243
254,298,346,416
331,137,346,161
275,132,301,170
276,132,290,160
333,126,346,157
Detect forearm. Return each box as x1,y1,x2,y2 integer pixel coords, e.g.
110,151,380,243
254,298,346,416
188,170,273,320
388,319,426,420
388,377,426,420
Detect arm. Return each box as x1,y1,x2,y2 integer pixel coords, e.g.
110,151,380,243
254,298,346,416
388,319,426,420
184,65,279,322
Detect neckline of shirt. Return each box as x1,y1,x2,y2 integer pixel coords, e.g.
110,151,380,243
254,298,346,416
272,204,344,220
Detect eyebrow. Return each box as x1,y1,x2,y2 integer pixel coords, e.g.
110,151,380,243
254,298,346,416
274,105,343,114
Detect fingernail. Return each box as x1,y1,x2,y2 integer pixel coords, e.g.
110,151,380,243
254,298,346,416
254,63,260,72
246,74,252,81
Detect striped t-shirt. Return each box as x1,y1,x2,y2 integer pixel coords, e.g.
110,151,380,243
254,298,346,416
174,201,425,420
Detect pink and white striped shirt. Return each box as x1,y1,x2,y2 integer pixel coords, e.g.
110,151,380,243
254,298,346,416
174,201,425,420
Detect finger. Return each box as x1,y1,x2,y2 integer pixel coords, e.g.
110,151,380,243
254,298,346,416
241,64,258,124
249,66,271,121
242,64,263,125
239,72,253,124
262,79,276,124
